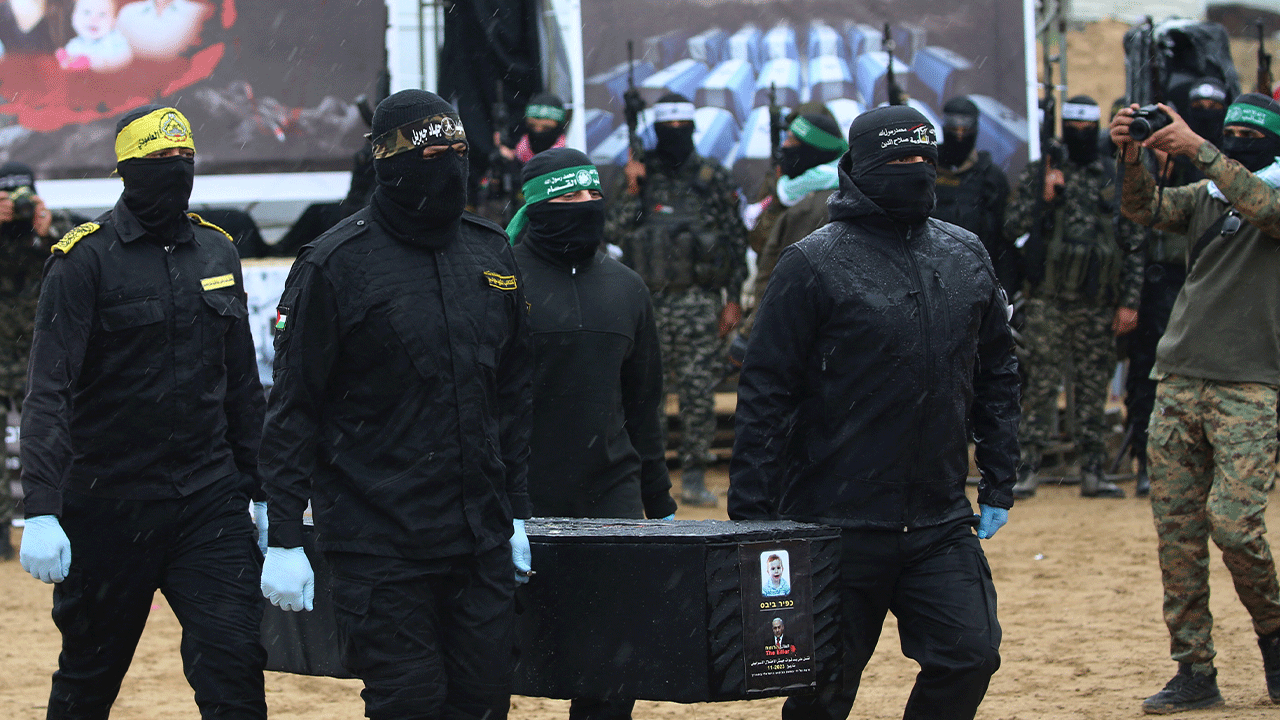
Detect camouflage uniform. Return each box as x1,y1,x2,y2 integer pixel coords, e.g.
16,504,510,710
0,212,76,542
1121,141,1280,671
605,153,748,473
1005,157,1143,471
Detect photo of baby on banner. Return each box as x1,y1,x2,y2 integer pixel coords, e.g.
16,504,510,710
739,540,815,693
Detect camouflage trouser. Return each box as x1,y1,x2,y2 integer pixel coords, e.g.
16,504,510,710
1149,375,1280,669
653,287,721,471
1017,298,1116,469
1,398,15,530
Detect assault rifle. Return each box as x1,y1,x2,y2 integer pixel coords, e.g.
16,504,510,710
624,40,648,222
1258,20,1274,96
489,79,516,202
1025,17,1067,291
768,82,784,170
883,23,905,106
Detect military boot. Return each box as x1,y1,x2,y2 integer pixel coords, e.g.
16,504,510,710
0,526,12,561
1135,454,1151,498
1081,461,1125,498
1259,630,1280,702
680,467,717,507
1142,664,1223,714
1011,463,1039,500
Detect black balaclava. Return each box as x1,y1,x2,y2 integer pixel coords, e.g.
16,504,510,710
520,149,603,263
0,161,37,239
843,105,939,226
939,96,980,169
653,92,696,168
780,113,844,178
1222,92,1280,172
1061,95,1100,166
1184,78,1228,147
525,91,566,154
115,104,195,240
370,89,468,246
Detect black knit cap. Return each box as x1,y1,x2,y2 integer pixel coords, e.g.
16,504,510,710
943,96,978,118
1227,92,1280,142
115,103,168,136
527,91,564,110
0,161,35,191
520,147,591,189
372,89,457,138
844,104,938,177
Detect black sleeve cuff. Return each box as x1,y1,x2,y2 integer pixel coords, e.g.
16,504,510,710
509,493,532,520
643,492,678,519
270,521,306,549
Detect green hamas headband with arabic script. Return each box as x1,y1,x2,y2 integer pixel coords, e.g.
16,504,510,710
789,116,848,152
525,104,567,123
370,112,468,159
504,164,601,243
1225,102,1280,138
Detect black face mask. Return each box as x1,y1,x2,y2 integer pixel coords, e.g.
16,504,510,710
118,155,195,238
372,148,468,241
654,124,695,167
1062,124,1099,165
779,143,838,179
855,162,937,226
527,126,562,155
1184,107,1225,146
938,129,977,168
1221,134,1280,172
525,199,604,263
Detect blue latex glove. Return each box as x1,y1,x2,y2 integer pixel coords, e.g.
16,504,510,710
511,519,532,584
976,505,1009,539
261,547,314,611
252,502,269,556
662,513,676,521
20,515,72,583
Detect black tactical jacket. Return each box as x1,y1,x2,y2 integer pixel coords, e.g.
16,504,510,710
728,167,1021,530
21,200,263,517
261,208,533,559
513,241,675,520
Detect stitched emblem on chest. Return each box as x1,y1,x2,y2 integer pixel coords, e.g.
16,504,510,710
201,273,235,291
484,271,517,291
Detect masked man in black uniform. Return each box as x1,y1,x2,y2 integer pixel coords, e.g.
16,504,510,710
259,90,534,720
730,105,1020,720
19,105,268,719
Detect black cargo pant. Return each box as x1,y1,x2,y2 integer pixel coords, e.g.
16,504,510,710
48,478,266,720
1124,262,1185,461
783,518,1001,720
326,545,517,720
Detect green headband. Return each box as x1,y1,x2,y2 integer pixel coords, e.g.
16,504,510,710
789,116,848,152
504,164,602,243
525,104,567,123
1225,103,1280,138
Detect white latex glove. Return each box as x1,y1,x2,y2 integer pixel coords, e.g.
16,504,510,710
20,515,72,583
261,546,314,611
511,518,532,584
252,502,269,556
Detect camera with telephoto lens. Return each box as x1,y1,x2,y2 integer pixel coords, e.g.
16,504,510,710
7,185,36,224
1128,105,1173,142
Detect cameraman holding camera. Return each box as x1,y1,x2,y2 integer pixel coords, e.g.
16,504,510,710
1112,93,1280,714
0,162,77,560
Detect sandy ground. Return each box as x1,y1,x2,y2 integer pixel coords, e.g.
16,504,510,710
3,467,1279,720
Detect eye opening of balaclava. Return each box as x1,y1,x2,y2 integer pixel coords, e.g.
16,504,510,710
369,89,470,242
842,104,939,226
780,113,846,179
505,148,603,261
1184,77,1228,146
114,104,197,239
524,91,567,154
652,92,697,168
1060,95,1100,165
1220,92,1280,173
939,96,980,169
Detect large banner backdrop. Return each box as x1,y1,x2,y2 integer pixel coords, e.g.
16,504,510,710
580,0,1029,198
0,0,385,179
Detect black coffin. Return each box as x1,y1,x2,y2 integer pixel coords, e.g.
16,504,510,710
260,528,355,678
513,519,841,703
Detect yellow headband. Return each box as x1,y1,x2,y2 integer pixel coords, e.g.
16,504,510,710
114,108,195,163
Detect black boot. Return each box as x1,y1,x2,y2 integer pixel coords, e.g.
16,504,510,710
1081,462,1125,498
680,467,717,507
1012,463,1039,500
1260,630,1280,703
0,525,11,562
1135,454,1151,498
1142,664,1224,714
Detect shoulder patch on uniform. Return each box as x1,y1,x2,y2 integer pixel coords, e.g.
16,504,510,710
304,211,373,266
51,222,101,255
484,270,517,291
187,212,235,244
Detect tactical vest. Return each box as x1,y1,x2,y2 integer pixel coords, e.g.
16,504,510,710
621,160,734,292
1040,204,1121,302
